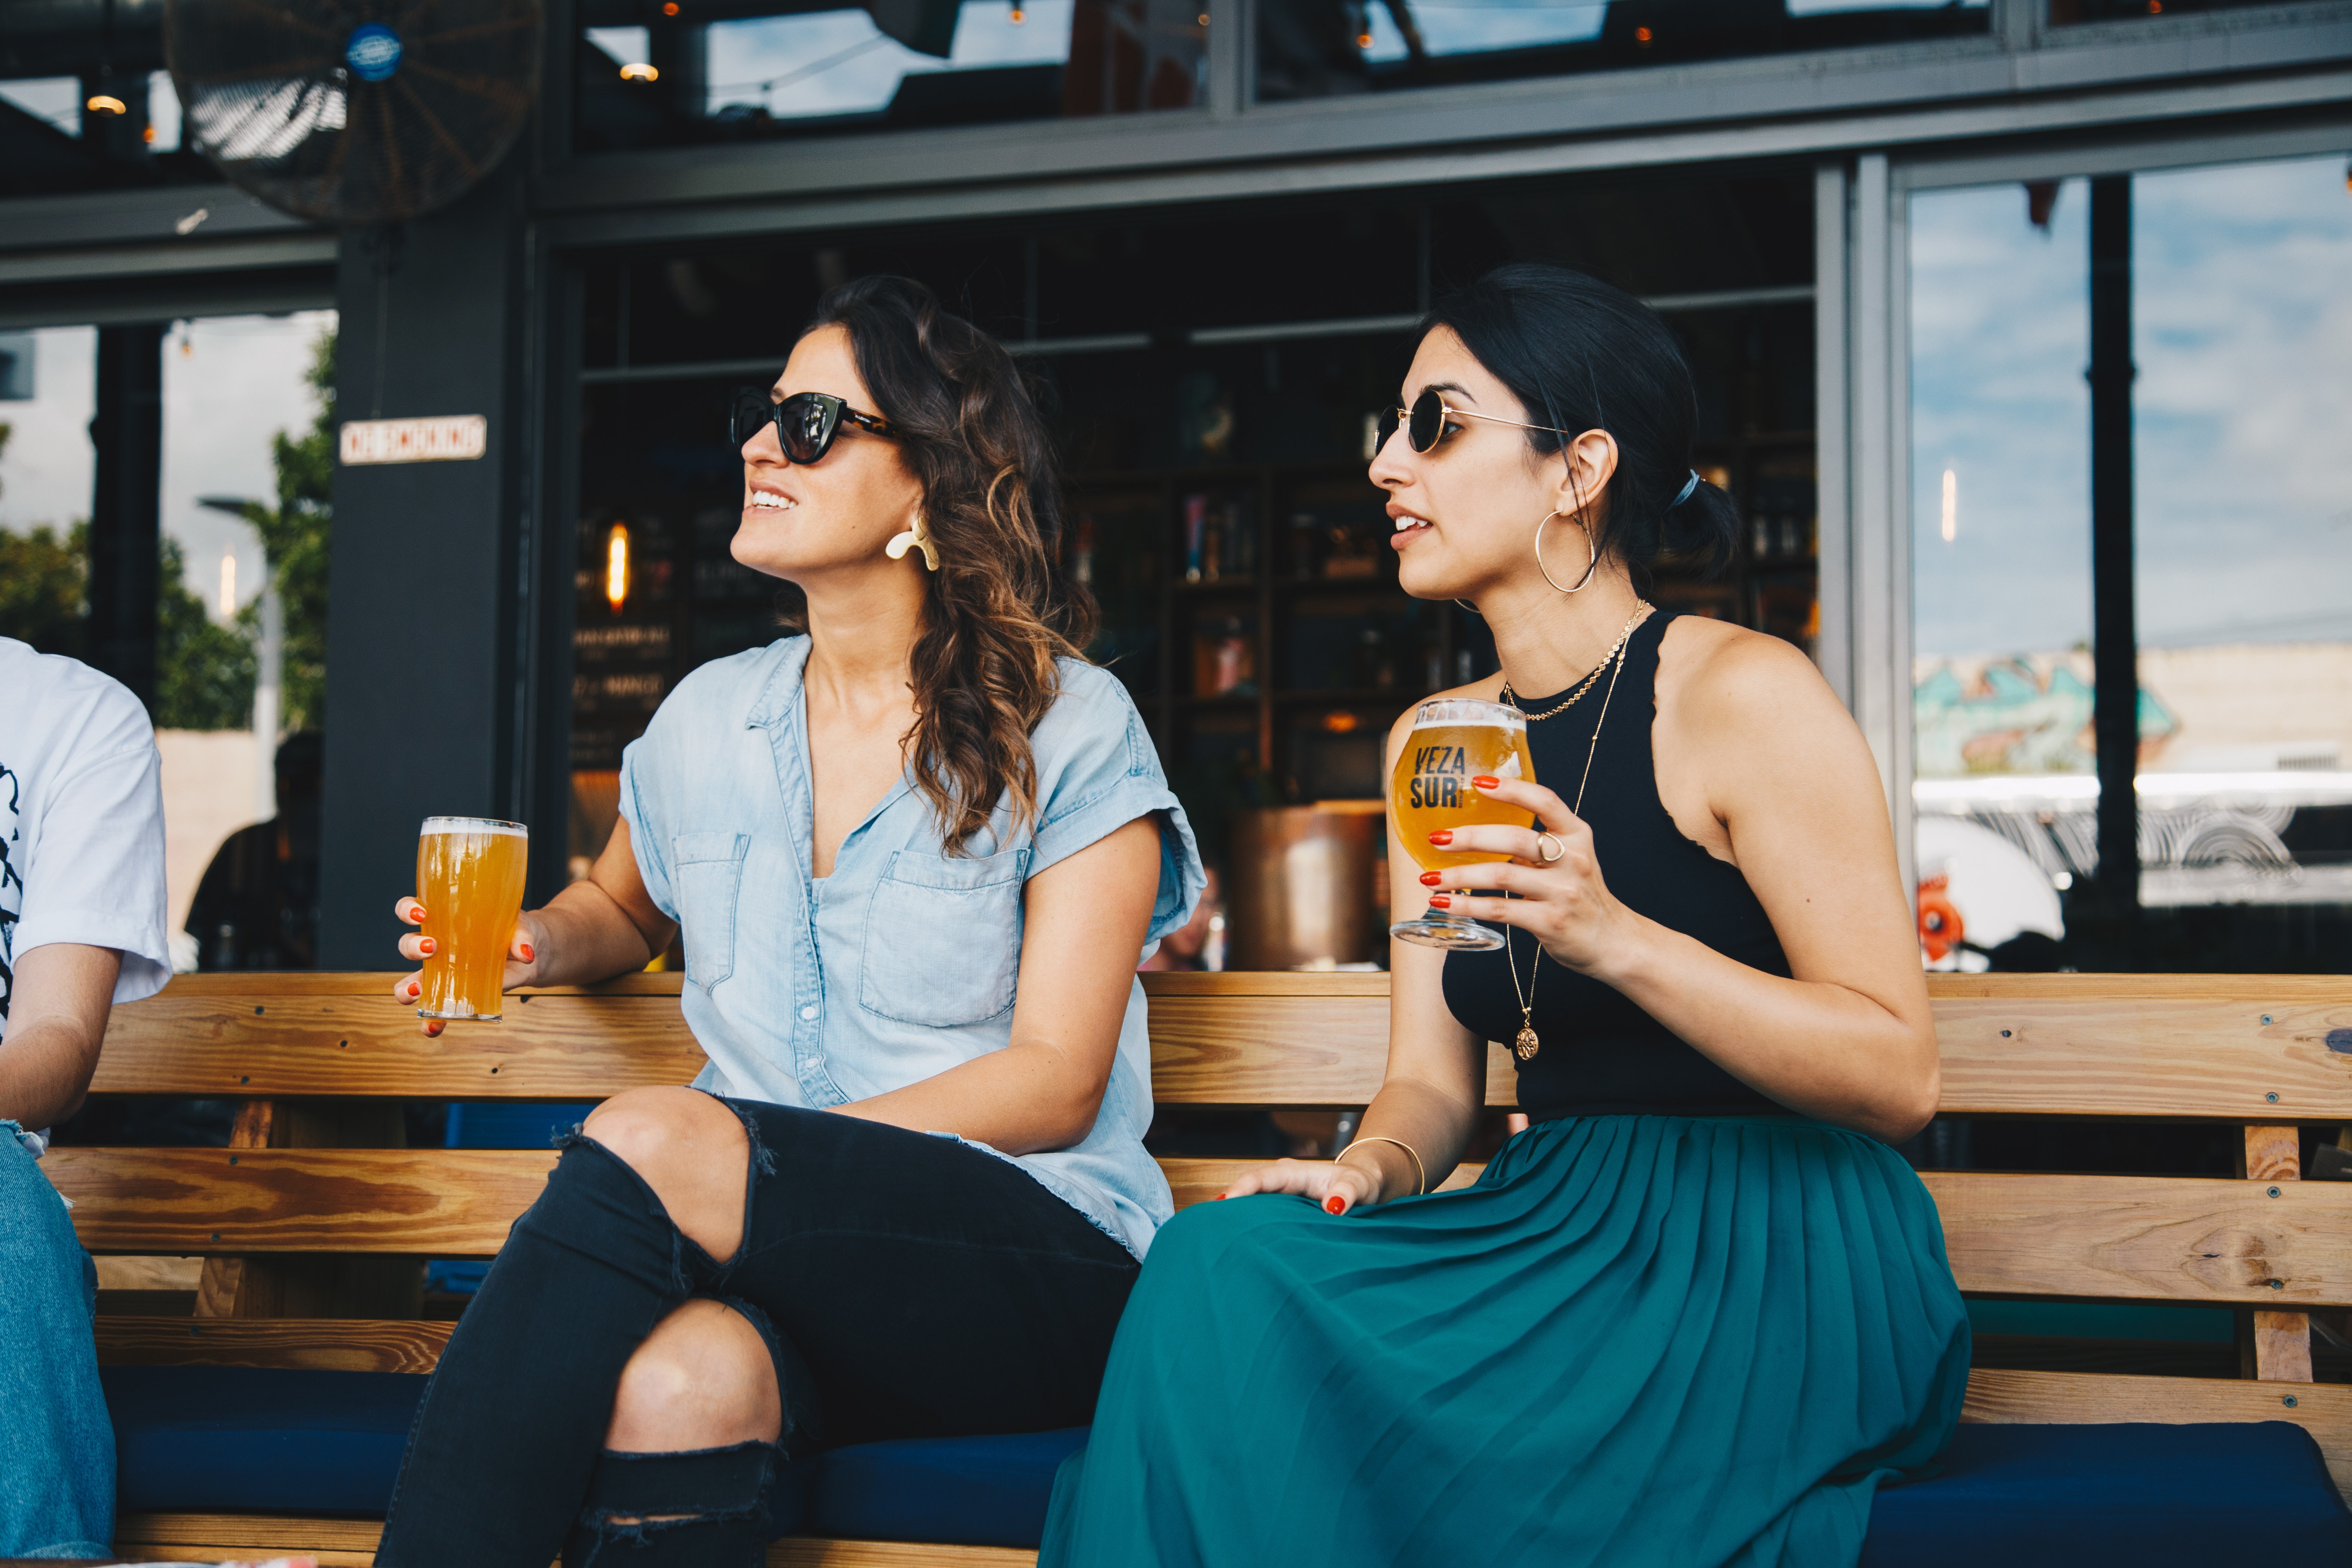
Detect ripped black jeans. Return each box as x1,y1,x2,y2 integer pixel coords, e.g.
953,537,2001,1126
374,1099,1140,1568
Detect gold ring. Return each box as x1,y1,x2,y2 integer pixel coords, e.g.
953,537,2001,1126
1537,832,1566,864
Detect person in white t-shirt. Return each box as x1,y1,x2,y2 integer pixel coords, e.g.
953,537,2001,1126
0,636,171,1559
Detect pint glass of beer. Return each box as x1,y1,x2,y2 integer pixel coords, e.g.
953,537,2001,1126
1389,698,1535,951
415,817,529,1022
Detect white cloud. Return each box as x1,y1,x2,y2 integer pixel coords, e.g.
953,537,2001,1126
160,312,337,618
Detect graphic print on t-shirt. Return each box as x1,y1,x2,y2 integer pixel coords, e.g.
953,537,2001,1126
0,762,20,1023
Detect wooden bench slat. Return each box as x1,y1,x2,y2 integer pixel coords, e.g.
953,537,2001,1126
1963,1368,2351,1498
96,1316,454,1374
92,973,2352,1119
49,1148,558,1255
1935,994,2352,1120
67,1152,2352,1310
89,993,701,1100
1925,1171,2352,1308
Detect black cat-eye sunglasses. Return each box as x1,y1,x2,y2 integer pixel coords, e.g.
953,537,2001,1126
729,387,893,465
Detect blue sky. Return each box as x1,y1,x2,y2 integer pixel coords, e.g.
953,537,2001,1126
1910,153,2352,660
1363,0,1982,60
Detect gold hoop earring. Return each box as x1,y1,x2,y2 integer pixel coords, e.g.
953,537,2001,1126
1534,509,1599,594
886,511,939,572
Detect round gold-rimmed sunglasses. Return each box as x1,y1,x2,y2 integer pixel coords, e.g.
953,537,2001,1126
1376,388,1572,455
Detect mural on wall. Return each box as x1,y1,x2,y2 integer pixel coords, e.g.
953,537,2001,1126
1911,653,2177,778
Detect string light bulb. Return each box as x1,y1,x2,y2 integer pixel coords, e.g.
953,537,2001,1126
1356,31,1372,45
662,1,680,11
1633,25,1654,43
606,523,631,613
619,61,658,81
1009,6,1026,20
85,93,127,115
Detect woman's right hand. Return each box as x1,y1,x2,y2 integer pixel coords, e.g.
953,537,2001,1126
1221,1153,1385,1216
390,898,548,1037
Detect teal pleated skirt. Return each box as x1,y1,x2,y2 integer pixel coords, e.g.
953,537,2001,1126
1040,1114,1970,1568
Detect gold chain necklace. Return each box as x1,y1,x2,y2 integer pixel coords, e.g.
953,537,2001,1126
1498,604,1650,721
1499,605,1647,1061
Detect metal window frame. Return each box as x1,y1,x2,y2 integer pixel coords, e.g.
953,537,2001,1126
532,0,2352,220
1820,115,2352,894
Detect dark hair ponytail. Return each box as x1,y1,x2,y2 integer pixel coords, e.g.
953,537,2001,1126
1419,263,1736,594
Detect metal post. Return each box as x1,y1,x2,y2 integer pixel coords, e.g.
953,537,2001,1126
2086,174,2138,941
1812,159,1852,711
87,322,164,709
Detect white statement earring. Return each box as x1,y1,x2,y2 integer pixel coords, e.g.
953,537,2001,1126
1534,508,1599,594
886,511,939,572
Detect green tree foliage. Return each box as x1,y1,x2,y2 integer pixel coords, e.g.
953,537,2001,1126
230,329,334,734
0,420,92,658
155,533,257,729
0,519,91,658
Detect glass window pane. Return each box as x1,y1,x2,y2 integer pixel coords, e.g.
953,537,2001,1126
2131,153,2352,908
576,0,1205,151
1257,0,1986,103
1908,179,2090,968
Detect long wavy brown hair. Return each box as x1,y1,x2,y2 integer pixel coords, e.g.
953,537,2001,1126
799,275,1098,852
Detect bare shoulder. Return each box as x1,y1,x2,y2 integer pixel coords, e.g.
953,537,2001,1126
1384,671,1507,760
1657,614,1840,735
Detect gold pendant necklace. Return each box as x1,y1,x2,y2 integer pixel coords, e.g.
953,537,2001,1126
1498,605,1649,722
1502,603,1647,1060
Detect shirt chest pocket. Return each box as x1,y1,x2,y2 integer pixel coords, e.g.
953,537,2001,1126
859,846,1030,1028
671,832,750,992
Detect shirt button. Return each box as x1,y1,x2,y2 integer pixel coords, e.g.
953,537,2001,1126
799,1004,818,1021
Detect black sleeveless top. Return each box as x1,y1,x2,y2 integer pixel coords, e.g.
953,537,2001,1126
1441,612,1794,1120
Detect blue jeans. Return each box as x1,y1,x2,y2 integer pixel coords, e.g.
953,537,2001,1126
0,1121,115,1557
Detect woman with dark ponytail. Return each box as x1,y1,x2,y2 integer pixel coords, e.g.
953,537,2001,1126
1042,264,1964,1567
374,276,1203,1567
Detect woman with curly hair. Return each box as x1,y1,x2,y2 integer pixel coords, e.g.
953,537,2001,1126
374,275,1203,1568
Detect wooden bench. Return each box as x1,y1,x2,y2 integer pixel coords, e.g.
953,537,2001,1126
57,970,2352,1564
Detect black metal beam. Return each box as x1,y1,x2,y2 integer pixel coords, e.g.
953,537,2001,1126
86,321,163,710
315,169,547,967
2086,172,2137,939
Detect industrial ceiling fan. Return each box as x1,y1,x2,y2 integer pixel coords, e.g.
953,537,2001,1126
165,0,543,226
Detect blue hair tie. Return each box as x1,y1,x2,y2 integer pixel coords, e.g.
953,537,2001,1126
1669,469,1702,509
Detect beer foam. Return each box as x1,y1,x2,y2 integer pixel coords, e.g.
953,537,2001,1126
420,816,528,837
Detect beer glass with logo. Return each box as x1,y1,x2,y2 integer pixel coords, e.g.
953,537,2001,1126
415,817,529,1022
1389,698,1535,950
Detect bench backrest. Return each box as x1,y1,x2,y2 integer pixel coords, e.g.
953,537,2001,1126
58,970,2352,1495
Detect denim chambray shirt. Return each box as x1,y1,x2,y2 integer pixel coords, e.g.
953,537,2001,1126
619,636,1203,1259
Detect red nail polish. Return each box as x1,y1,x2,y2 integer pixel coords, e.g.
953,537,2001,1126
1419,871,1441,886
418,938,436,956
407,980,420,998
410,904,426,923
1427,894,1451,909
519,943,536,962
1473,775,1500,790
1428,830,1453,846
425,1020,444,1036
1325,1197,1345,1215
1214,1192,1227,1200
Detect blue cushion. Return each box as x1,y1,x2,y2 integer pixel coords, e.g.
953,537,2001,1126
104,1366,429,1515
1863,1421,2352,1565
107,1366,2352,1560
806,1427,1089,1548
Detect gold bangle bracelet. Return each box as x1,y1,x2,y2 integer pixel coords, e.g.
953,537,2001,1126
1337,1134,1426,1197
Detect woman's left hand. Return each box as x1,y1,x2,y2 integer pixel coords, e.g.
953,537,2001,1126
1416,776,1642,977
